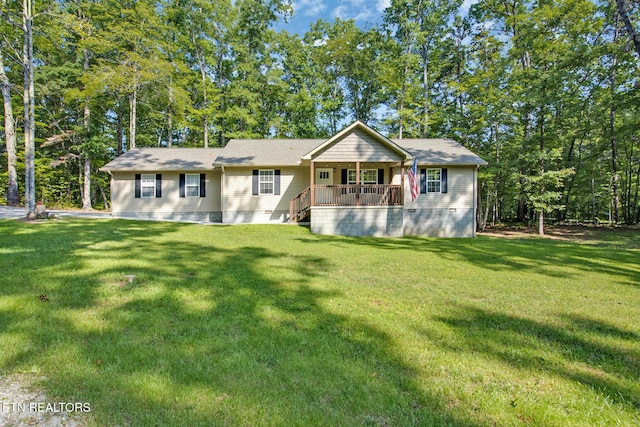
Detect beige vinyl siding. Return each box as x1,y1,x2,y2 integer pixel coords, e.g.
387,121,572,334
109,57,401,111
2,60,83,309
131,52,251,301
222,166,310,223
393,165,477,237
314,129,403,163
110,171,221,216
393,166,475,208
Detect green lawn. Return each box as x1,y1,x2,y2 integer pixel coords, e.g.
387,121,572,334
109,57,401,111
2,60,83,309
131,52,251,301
0,219,639,426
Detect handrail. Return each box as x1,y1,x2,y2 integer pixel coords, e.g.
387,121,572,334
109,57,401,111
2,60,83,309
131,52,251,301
290,184,403,222
289,186,311,222
313,185,403,206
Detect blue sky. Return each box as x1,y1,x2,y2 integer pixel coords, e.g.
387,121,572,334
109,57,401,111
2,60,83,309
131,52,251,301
276,0,480,34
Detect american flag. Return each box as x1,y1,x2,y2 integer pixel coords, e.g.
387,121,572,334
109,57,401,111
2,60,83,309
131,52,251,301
407,157,418,202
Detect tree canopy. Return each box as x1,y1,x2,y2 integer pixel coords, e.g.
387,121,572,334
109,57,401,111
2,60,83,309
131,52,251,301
1,0,639,227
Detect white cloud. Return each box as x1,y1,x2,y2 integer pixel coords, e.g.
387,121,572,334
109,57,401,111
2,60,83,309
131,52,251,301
376,0,390,12
332,4,348,19
313,37,328,47
327,0,390,23
460,0,480,16
294,0,327,17
352,9,375,21
332,1,377,22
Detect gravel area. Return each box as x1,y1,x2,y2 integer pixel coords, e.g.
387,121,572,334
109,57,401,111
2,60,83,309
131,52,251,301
0,374,91,427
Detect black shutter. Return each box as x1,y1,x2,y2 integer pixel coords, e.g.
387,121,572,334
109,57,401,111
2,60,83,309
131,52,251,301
378,169,384,184
274,170,281,195
135,174,141,198
155,174,162,198
200,173,206,197
341,169,348,184
179,174,186,198
252,170,259,195
441,168,448,193
420,168,426,194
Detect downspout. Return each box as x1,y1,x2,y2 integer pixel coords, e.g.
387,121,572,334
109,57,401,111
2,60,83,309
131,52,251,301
106,170,114,216
474,165,478,238
219,165,225,223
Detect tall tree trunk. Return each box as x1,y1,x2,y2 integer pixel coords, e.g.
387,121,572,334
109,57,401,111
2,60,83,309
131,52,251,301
117,104,124,155
98,184,109,209
191,24,209,148
538,210,544,235
82,47,92,210
82,157,91,209
398,79,405,139
591,171,597,224
202,74,208,148
610,14,621,223
422,52,429,138
129,86,137,149
0,48,19,206
634,137,640,224
616,0,640,60
635,159,640,224
167,108,173,147
167,84,173,147
538,108,545,236
23,0,36,218
398,26,412,140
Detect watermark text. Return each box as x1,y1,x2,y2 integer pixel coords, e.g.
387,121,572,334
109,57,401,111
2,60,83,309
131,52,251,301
1,401,91,413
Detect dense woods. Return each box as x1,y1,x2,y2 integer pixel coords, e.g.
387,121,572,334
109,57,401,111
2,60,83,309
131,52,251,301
1,0,639,228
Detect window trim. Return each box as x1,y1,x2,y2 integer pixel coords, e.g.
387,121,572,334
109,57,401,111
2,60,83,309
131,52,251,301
184,173,200,197
347,169,378,185
259,169,275,195
140,174,156,198
426,168,441,193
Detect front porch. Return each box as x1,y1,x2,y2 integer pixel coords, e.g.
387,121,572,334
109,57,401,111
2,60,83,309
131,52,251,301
289,158,406,223
289,121,412,235
289,184,403,223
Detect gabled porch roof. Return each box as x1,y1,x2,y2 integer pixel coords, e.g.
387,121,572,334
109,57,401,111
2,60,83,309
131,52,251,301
301,121,413,163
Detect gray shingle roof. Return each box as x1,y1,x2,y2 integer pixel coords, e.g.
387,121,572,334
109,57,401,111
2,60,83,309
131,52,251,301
100,148,224,171
214,139,324,166
101,136,487,172
395,139,488,166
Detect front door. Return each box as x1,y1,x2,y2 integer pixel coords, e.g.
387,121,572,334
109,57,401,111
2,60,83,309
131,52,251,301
316,168,333,185
316,168,333,204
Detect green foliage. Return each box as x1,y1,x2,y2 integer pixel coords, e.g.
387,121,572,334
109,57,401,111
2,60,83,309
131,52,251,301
1,0,639,222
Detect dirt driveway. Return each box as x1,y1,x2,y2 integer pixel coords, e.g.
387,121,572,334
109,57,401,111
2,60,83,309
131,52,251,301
0,205,111,220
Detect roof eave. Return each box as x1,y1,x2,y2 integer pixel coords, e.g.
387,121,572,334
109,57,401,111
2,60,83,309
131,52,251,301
416,161,488,167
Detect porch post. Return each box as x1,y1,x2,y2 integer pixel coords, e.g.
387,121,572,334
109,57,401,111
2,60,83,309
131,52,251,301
400,161,405,203
355,161,360,206
310,161,315,206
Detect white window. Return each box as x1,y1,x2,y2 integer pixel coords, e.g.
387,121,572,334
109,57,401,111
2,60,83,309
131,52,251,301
347,169,377,184
141,174,156,198
259,170,274,194
185,174,200,197
426,169,441,193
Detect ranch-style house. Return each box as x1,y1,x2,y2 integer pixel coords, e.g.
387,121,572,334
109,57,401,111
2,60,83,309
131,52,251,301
101,121,487,237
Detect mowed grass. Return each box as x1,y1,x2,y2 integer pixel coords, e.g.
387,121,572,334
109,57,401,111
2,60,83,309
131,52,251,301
0,219,639,426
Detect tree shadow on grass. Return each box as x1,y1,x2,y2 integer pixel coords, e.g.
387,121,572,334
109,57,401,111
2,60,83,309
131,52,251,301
0,219,481,426
295,234,640,286
430,304,640,410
